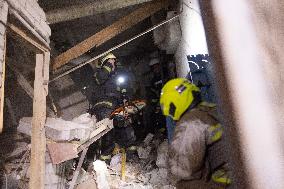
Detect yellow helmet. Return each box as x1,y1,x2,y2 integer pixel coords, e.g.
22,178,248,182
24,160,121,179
160,78,200,120
101,53,116,65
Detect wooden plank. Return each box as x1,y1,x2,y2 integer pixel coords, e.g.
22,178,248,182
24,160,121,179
77,118,113,152
43,52,50,93
0,32,6,133
8,23,49,52
52,0,169,70
29,53,49,189
69,147,88,189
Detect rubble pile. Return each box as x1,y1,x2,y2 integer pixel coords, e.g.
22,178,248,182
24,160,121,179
0,134,67,189
1,113,101,189
2,113,175,189
98,133,177,189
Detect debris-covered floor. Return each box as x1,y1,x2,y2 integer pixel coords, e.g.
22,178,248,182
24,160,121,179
0,130,221,189
0,131,176,189
0,111,175,189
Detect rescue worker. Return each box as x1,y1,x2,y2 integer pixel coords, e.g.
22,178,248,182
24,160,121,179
88,53,137,160
89,53,122,120
149,58,163,98
145,58,165,134
160,78,231,186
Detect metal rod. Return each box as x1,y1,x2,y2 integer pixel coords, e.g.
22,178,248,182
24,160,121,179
49,14,180,83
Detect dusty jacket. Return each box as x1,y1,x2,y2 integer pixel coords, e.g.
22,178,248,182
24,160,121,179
169,104,218,180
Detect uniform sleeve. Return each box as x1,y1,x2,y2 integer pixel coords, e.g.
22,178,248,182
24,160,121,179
169,119,208,180
94,62,113,85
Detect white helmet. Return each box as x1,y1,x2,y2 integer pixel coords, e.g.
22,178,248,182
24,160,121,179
101,53,116,64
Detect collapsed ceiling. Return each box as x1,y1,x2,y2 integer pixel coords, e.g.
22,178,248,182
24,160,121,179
5,0,176,121
38,0,166,65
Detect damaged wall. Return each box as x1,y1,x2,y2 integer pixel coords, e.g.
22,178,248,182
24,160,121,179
6,0,51,42
0,0,51,126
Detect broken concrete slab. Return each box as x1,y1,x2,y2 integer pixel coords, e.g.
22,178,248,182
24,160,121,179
47,142,79,164
18,117,92,141
72,113,97,128
93,160,110,189
137,146,152,159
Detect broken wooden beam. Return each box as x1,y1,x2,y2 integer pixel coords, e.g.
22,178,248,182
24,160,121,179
78,118,113,152
52,0,169,70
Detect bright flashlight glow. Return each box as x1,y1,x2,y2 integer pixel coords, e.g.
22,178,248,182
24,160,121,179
117,76,125,84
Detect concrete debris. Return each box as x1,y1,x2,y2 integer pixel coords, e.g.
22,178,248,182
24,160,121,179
137,146,152,159
118,183,154,189
75,178,97,189
27,163,67,187
143,133,154,145
99,133,177,189
18,117,92,141
3,160,66,189
148,168,171,186
156,140,169,168
72,113,97,129
0,173,19,189
76,168,94,185
11,119,175,189
93,160,110,189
